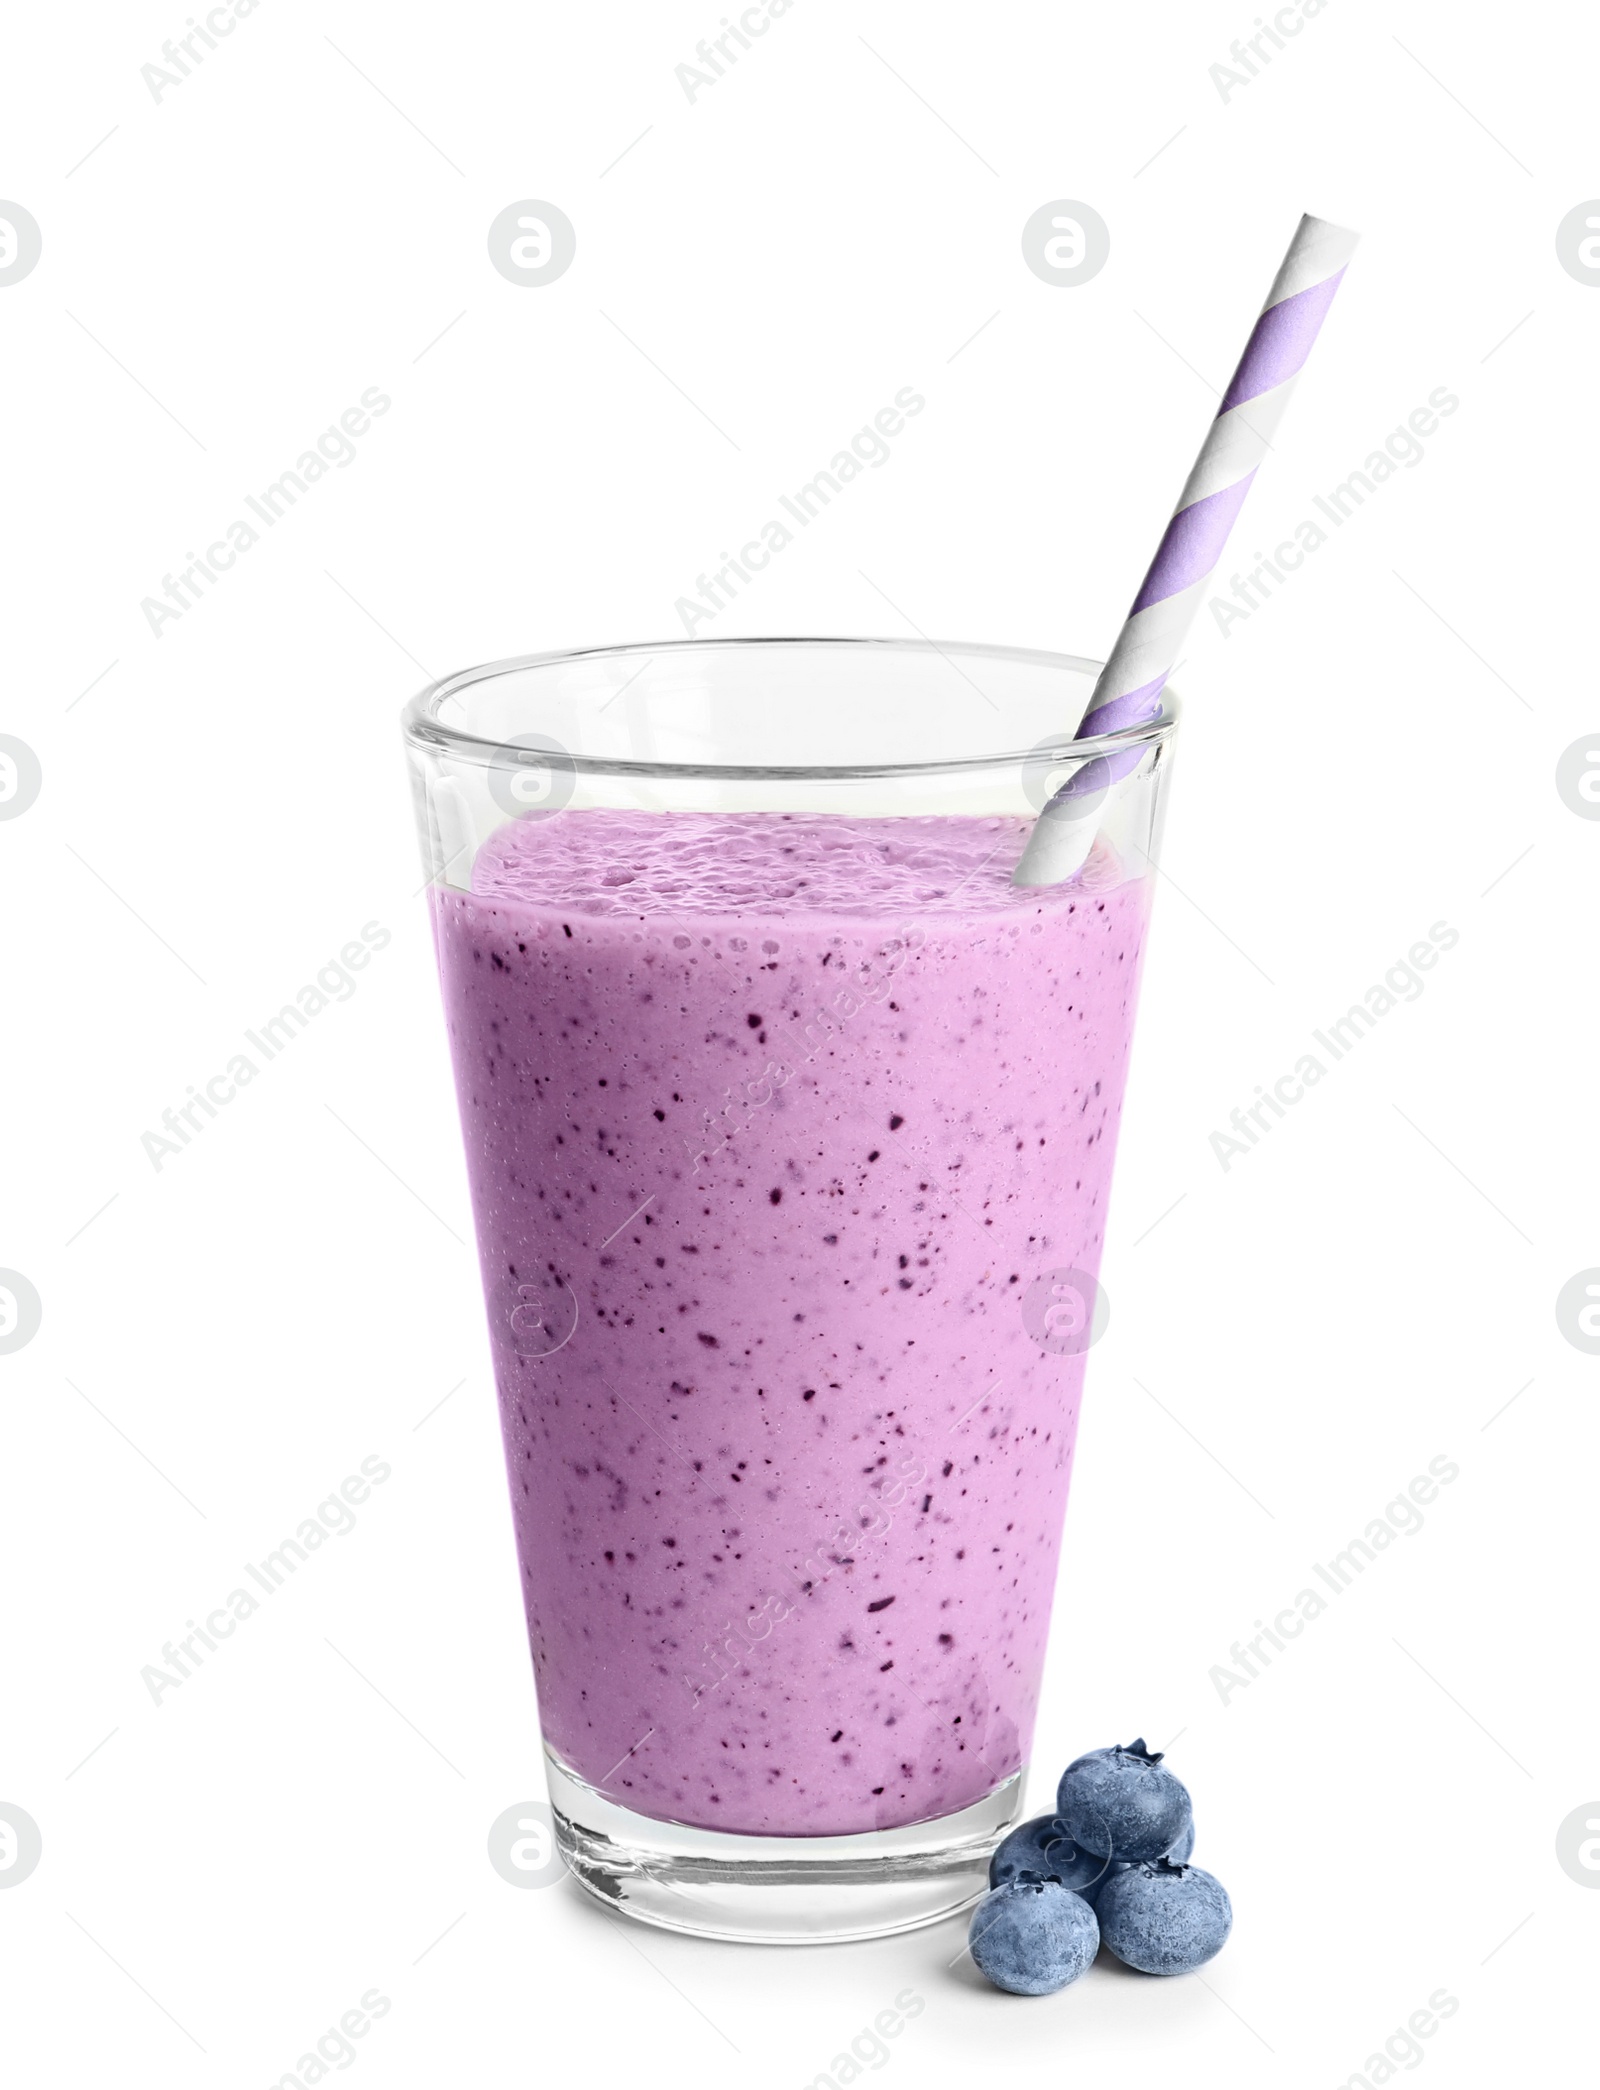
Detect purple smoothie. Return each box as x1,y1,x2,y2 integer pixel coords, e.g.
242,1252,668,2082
432,809,1153,1837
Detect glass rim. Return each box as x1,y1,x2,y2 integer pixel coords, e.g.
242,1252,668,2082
400,634,1181,783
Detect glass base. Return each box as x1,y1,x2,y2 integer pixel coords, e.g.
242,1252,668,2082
546,1750,1021,1944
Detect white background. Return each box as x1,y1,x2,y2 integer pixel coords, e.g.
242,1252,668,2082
3,1,1596,2084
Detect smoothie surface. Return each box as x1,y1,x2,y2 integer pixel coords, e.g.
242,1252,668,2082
471,808,1077,919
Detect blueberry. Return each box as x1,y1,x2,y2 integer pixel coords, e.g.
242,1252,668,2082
1168,1813,1195,1864
1096,1859,1232,1975
989,1814,1068,1888
967,1877,1100,1996
1056,1737,1192,1862
990,1814,1116,1899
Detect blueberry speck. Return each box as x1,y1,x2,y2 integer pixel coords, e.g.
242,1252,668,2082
866,1596,895,1613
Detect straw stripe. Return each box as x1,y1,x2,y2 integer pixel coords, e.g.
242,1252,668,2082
1217,271,1347,414
1129,476,1258,613
1079,672,1167,738
1013,212,1357,887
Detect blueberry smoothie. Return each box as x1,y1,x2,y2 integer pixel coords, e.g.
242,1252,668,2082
432,810,1153,1838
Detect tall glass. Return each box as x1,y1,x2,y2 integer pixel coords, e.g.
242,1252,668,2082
402,639,1177,1942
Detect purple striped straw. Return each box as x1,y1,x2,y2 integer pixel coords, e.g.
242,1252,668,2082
1014,212,1359,887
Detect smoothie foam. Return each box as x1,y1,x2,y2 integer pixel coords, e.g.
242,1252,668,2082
433,809,1152,1837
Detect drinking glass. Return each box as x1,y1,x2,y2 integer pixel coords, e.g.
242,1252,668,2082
402,637,1178,1941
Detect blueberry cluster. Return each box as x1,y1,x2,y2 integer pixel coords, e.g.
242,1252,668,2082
967,1739,1231,1996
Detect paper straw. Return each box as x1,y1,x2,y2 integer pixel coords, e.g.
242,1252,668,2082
1013,212,1359,888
